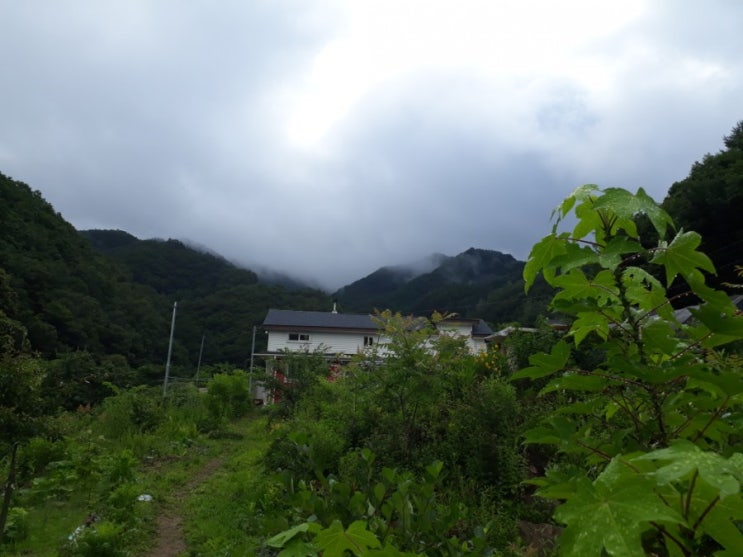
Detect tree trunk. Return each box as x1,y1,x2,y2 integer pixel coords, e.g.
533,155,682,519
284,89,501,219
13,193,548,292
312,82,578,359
0,442,19,544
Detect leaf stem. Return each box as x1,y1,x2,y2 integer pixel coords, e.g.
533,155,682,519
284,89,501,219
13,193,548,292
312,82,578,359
692,495,720,531
684,470,698,521
574,439,614,462
691,396,729,443
607,392,643,435
650,522,690,556
577,369,645,388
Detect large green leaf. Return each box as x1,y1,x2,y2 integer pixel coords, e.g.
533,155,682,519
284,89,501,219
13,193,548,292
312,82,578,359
570,311,611,345
650,230,715,287
686,367,743,400
510,340,570,380
639,320,685,361
599,236,644,269
573,196,606,240
684,269,735,309
634,441,742,499
314,520,381,557
690,304,743,340
593,187,674,239
267,523,313,548
540,372,610,395
621,266,671,319
278,539,318,557
524,234,568,291
550,242,600,274
553,268,619,305
555,460,683,557
522,415,580,452
553,184,599,226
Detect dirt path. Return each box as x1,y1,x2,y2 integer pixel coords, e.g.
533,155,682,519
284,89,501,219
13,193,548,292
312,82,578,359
143,456,226,557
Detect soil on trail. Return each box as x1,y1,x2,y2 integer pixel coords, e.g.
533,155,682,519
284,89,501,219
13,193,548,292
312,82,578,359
143,456,225,557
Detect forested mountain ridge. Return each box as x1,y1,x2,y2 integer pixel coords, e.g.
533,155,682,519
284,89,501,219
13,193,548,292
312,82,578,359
334,247,554,326
0,172,169,362
81,229,260,297
0,166,551,378
0,172,332,373
330,253,448,313
79,229,333,364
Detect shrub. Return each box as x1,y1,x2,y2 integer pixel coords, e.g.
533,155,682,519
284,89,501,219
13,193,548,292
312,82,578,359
59,520,127,557
17,436,68,481
514,185,743,555
106,482,141,524
1,507,29,544
444,377,523,495
205,370,251,424
101,449,138,487
97,386,164,440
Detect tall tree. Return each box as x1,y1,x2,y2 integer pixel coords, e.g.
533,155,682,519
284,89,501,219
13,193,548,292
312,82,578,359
0,315,48,542
662,121,743,287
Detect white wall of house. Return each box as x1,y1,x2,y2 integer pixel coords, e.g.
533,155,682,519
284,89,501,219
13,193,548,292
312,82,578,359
470,337,487,354
435,322,487,354
266,324,487,358
267,330,385,356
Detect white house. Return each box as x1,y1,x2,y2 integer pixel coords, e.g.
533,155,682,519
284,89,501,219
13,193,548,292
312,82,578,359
262,308,382,358
261,308,492,359
434,317,492,354
254,308,493,404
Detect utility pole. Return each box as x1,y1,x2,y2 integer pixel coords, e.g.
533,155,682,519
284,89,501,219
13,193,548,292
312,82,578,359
248,325,257,399
195,333,206,385
163,301,177,397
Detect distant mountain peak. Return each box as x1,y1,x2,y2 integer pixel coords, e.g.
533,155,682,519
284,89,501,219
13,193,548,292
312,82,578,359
333,247,527,318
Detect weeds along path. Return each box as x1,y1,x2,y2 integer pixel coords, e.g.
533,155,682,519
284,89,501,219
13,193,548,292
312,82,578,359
142,415,270,557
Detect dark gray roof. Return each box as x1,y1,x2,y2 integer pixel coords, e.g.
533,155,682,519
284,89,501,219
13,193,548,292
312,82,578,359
439,317,493,337
263,309,493,336
473,319,493,337
263,309,379,331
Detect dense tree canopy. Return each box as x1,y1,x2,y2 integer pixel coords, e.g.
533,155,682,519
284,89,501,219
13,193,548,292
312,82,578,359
336,248,554,326
661,120,743,287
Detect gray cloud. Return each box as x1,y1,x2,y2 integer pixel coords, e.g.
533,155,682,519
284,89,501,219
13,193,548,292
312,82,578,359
1,1,742,290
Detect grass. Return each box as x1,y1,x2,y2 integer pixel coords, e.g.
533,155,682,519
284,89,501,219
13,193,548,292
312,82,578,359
1,407,276,557
181,415,277,556
3,497,89,556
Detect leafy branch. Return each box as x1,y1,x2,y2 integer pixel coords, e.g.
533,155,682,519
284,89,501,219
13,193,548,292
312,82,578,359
515,186,743,556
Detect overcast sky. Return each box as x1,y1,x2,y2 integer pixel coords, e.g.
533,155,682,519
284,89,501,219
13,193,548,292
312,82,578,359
1,1,742,290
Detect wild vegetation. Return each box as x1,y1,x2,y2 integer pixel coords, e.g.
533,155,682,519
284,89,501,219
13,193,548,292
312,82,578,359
0,372,266,555
1,121,742,555
515,185,743,555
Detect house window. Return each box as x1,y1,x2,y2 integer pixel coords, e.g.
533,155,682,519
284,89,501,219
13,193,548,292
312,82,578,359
289,333,310,342
363,336,374,347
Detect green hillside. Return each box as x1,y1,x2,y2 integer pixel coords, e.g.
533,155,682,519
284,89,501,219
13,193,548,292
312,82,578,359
335,247,554,326
80,230,260,296
661,121,743,287
0,172,168,362
80,230,333,365
0,172,332,377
